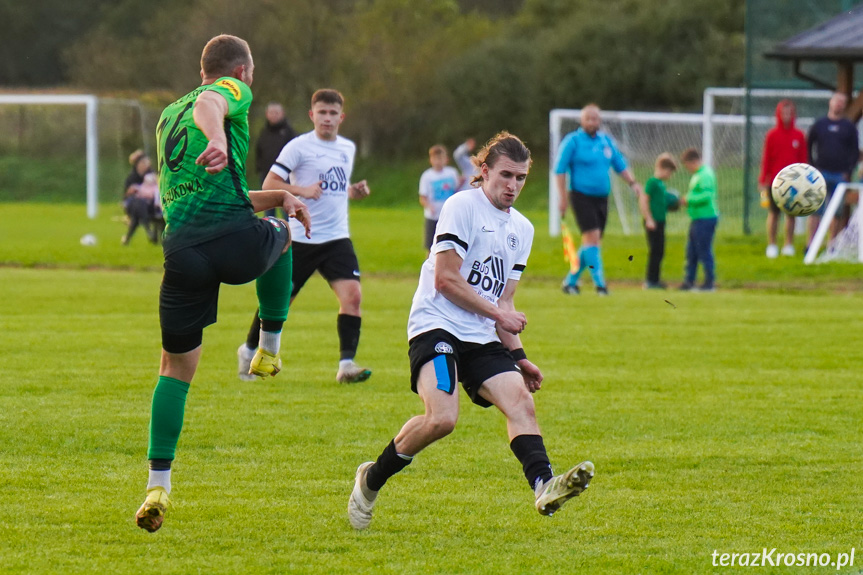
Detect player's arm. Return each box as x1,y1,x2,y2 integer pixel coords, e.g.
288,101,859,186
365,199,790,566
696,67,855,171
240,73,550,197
434,249,526,335
193,90,230,174
495,280,543,393
554,135,576,216
262,170,322,200
247,189,312,238
418,175,430,208
555,173,569,217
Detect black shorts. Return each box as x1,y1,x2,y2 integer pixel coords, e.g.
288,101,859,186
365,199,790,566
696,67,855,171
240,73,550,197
159,217,289,345
424,218,437,250
569,190,609,234
408,329,520,408
290,238,360,297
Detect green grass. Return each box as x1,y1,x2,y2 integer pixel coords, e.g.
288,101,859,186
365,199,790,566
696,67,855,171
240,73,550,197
1,202,863,573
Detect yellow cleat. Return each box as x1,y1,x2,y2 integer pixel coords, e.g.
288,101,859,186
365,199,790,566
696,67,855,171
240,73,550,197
135,487,169,532
249,348,282,378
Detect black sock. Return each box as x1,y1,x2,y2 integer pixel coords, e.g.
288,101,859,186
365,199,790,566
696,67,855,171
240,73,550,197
366,439,412,491
260,319,282,333
148,458,172,471
337,314,361,361
510,434,553,490
245,310,261,349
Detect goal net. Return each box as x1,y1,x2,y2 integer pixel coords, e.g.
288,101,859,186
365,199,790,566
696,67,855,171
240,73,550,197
548,88,833,236
805,183,863,264
0,95,152,218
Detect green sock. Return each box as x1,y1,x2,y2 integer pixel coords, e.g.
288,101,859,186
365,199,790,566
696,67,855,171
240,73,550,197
256,246,292,323
147,376,190,461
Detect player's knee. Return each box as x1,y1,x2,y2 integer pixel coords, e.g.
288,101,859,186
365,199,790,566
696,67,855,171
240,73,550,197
426,413,457,439
340,284,362,312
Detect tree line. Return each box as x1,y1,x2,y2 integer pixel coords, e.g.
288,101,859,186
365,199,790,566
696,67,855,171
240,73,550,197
3,0,744,156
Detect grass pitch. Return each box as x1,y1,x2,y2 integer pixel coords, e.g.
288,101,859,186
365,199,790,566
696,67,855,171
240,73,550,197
1,203,862,574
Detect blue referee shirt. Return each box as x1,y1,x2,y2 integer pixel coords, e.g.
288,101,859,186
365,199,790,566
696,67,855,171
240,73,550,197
554,128,628,197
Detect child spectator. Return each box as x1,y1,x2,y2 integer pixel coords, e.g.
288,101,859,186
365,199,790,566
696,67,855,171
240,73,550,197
418,145,461,251
643,153,678,289
679,148,719,292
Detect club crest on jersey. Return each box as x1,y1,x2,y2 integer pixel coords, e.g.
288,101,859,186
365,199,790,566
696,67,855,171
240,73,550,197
467,255,506,298
216,79,242,101
318,166,348,192
434,342,454,354
507,233,518,251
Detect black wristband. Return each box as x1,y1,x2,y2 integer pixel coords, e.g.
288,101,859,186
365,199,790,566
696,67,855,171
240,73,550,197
510,348,527,362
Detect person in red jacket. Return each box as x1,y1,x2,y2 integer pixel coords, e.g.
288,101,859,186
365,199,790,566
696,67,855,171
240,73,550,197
758,99,807,258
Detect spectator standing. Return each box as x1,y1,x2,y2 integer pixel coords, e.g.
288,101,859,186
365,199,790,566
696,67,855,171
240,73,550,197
807,92,858,243
679,148,719,292
453,137,478,190
255,102,297,217
418,144,461,250
759,99,807,258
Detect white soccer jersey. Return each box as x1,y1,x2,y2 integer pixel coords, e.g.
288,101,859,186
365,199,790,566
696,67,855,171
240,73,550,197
269,131,356,244
418,166,460,220
407,188,535,344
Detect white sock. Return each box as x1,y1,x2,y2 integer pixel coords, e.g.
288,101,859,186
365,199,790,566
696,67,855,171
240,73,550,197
260,330,281,354
147,469,172,494
339,358,355,370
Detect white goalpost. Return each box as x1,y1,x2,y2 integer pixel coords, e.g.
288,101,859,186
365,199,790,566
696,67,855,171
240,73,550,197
804,183,863,264
0,94,99,218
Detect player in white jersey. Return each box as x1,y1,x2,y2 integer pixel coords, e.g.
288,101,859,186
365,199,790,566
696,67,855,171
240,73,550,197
348,132,594,530
418,144,460,250
237,89,373,384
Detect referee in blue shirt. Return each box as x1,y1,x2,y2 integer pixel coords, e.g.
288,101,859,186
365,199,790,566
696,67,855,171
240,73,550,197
555,104,652,295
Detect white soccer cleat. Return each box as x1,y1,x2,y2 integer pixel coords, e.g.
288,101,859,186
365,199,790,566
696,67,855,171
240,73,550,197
337,361,372,384
781,244,796,257
348,462,377,529
237,344,257,381
535,461,594,516
766,244,779,259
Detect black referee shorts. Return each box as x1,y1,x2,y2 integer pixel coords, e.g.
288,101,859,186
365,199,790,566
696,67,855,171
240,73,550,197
408,329,520,408
569,190,609,234
159,217,289,352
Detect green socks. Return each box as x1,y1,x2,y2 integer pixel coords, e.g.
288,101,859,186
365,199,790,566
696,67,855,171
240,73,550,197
256,246,292,323
147,376,190,461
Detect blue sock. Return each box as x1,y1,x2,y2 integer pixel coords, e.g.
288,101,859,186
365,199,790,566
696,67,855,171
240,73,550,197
567,248,586,285
582,246,606,289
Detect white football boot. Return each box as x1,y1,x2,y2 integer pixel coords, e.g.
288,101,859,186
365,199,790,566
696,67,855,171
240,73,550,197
535,461,594,516
348,462,377,529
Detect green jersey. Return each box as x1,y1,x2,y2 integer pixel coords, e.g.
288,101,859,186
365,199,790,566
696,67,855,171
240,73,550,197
685,165,719,220
645,176,668,222
156,77,256,254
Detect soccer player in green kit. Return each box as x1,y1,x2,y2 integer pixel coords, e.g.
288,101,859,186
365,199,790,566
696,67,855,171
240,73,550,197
135,34,311,533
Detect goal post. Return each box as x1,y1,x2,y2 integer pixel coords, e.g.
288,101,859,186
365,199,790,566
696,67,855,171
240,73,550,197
804,183,863,264
0,94,99,218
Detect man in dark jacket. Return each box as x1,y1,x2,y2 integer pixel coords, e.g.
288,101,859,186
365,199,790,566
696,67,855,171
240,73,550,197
256,102,297,216
807,92,858,243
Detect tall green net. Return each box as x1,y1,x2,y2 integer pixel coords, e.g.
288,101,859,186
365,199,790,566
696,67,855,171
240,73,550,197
743,0,863,233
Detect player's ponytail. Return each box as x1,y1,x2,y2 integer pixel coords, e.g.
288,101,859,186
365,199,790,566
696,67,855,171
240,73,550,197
470,131,532,186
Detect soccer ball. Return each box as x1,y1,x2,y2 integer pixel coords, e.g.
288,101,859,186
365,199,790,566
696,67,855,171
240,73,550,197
665,189,680,212
80,233,97,246
771,163,826,217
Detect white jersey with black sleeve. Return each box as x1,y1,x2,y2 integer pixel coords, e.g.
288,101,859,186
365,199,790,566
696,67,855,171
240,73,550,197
269,131,356,244
407,187,534,344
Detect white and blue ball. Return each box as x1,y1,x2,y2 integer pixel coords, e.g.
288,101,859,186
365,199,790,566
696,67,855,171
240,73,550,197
771,163,827,217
